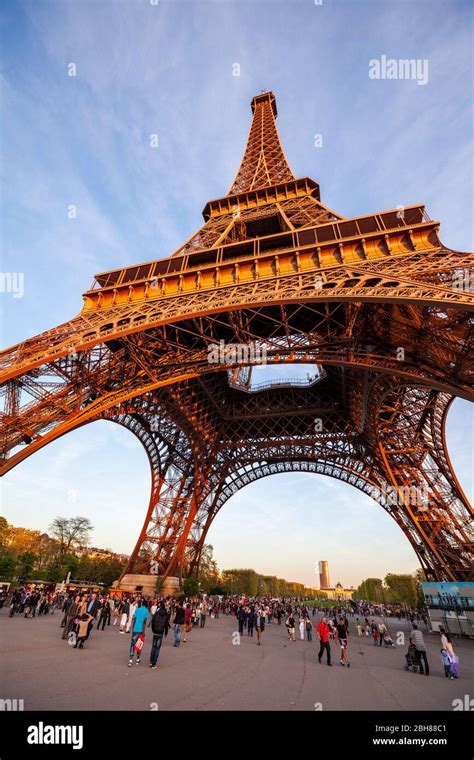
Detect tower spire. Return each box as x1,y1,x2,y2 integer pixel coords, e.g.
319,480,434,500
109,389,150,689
228,91,295,196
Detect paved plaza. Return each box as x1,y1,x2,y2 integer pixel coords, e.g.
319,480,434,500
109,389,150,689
1,608,473,711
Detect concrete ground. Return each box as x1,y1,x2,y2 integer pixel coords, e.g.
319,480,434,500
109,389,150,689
1,608,473,711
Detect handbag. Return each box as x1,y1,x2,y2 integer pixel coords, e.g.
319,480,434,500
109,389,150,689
134,633,145,652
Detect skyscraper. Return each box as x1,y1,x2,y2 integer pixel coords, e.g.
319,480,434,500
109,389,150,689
319,561,330,590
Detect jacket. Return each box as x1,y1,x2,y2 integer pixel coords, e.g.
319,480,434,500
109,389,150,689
174,607,185,625
410,629,426,651
151,608,169,635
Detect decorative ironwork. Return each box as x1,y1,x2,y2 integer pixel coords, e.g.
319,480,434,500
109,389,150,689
1,92,472,582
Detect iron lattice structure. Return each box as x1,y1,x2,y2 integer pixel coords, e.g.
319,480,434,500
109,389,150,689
1,91,473,583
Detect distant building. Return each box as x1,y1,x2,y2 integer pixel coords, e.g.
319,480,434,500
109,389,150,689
319,581,355,601
318,560,331,589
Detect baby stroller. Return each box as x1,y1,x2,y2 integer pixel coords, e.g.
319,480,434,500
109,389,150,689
404,643,420,673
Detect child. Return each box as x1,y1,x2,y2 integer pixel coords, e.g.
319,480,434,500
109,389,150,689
440,648,452,678
372,623,379,646
74,613,93,649
449,653,459,679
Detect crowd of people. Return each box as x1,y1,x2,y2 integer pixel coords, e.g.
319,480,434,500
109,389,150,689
1,584,461,678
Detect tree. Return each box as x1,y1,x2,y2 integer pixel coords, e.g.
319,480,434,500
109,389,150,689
197,544,221,591
384,573,418,606
17,552,37,579
0,551,17,580
0,517,10,546
49,517,93,557
356,578,384,603
183,577,200,596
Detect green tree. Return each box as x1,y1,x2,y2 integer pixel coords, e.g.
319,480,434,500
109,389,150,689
17,551,37,578
0,551,17,580
356,578,384,603
384,573,418,605
183,577,200,596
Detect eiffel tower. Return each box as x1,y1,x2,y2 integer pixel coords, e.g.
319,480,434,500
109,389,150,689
1,91,473,593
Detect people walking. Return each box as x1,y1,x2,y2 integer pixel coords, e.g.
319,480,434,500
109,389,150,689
287,613,296,641
237,605,246,636
97,596,111,630
317,617,332,666
119,598,130,634
255,608,265,645
336,616,350,667
306,617,313,642
247,606,256,637
74,613,93,649
128,600,149,666
183,603,192,643
149,601,169,669
410,624,429,676
299,615,305,640
173,600,185,647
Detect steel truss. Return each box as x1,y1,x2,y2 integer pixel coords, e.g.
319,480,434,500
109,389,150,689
1,91,472,582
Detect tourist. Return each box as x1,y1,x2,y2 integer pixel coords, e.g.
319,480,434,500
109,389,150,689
173,600,185,647
62,594,81,640
306,617,313,642
97,596,111,630
247,606,256,637
356,617,362,636
299,614,305,640
9,588,22,617
128,599,149,666
126,598,137,634
183,603,192,642
60,594,74,627
371,622,379,645
119,597,130,634
112,598,121,626
410,624,429,676
336,616,350,667
440,630,458,678
149,600,169,669
237,605,246,636
317,617,332,666
287,612,296,642
378,620,386,646
440,648,453,679
74,613,93,649
200,601,207,628
255,607,265,645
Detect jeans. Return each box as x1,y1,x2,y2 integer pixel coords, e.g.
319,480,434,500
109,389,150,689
150,634,164,666
318,641,331,664
174,624,181,645
415,649,429,675
307,629,312,641
200,615,206,628
129,632,142,659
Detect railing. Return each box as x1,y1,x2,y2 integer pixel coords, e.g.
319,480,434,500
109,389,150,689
228,374,322,393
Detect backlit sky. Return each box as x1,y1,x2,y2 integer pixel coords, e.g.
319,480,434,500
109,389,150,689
1,0,472,587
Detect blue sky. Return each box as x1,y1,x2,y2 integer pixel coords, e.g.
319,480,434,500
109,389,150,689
1,0,472,586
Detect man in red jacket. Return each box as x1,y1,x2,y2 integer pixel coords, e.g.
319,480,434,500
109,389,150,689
317,617,332,666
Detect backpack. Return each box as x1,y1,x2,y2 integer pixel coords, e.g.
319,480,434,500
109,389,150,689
151,610,167,635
